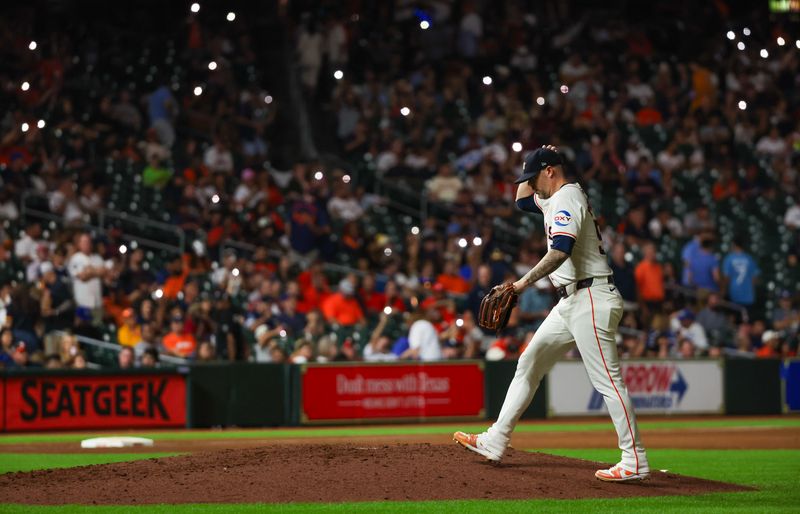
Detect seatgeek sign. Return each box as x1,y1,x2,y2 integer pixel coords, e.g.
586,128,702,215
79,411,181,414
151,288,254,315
2,372,186,431
547,360,723,416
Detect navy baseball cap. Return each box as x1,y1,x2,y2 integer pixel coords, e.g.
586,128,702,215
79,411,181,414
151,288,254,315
514,147,564,184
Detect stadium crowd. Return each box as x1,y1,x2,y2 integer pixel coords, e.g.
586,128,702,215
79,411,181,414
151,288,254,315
0,1,798,370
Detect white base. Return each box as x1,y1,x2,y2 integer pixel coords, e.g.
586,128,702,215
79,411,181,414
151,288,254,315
80,437,154,449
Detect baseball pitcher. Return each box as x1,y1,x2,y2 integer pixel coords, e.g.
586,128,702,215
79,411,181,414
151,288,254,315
456,145,650,482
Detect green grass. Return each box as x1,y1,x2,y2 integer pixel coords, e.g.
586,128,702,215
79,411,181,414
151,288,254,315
1,417,797,445
0,448,798,512
0,453,180,474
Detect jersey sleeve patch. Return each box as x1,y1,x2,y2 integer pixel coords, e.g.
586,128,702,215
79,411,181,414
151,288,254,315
551,234,576,255
552,209,573,228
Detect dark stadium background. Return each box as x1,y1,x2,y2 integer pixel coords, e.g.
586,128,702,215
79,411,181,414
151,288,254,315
0,0,798,371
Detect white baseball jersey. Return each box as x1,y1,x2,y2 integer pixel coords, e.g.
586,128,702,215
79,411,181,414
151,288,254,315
532,183,611,287
473,178,648,479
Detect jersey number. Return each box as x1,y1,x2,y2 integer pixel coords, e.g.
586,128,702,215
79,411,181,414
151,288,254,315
586,198,606,255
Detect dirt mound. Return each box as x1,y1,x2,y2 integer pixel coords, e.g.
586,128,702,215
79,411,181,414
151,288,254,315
0,444,748,505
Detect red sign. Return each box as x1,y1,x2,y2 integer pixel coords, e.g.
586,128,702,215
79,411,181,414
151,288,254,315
301,362,485,422
0,377,5,432
5,373,186,431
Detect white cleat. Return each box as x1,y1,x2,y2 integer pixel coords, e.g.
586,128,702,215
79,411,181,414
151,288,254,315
595,463,650,482
453,431,503,462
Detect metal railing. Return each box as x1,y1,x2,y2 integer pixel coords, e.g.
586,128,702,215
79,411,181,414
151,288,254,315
371,175,528,253
59,331,190,368
219,237,369,281
665,283,749,322
20,190,100,232
99,210,186,253
20,191,191,256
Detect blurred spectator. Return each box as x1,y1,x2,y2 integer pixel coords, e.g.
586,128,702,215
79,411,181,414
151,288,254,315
684,205,715,236
364,313,400,362
376,139,404,174
476,107,506,140
111,90,142,132
517,278,553,334
57,334,79,364
626,158,662,205
436,259,470,295
68,233,107,324
755,127,787,159
253,324,279,363
288,190,331,263
48,180,85,225
297,19,323,92
467,264,493,318
0,329,16,367
634,242,666,314
321,278,364,326
7,284,41,353
301,310,328,341
275,295,306,336
316,335,339,363
670,309,709,351
327,182,364,222
233,168,258,210
147,84,177,147
289,339,313,364
773,291,799,343
269,343,288,363
696,293,735,348
619,206,650,246
676,337,697,359
425,163,463,204
457,2,483,58
785,202,800,231
609,243,637,307
712,169,739,202
648,331,674,359
485,331,527,361
117,308,142,347
71,351,87,369
325,14,348,70
403,307,442,361
118,346,135,369
140,347,159,367
722,238,760,311
14,223,44,264
44,353,63,369
648,206,684,240
40,261,74,337
196,341,216,362
358,274,385,316
162,315,197,358
203,137,234,174
656,142,686,175
683,234,720,292
756,330,782,358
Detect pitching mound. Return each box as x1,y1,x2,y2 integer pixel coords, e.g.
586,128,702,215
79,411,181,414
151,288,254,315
0,444,748,505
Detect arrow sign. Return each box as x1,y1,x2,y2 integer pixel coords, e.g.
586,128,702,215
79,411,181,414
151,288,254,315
670,369,688,402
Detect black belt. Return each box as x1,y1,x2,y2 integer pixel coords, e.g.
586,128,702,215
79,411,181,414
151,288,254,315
556,276,614,299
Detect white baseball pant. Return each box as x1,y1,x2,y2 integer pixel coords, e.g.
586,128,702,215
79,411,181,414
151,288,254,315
485,282,649,474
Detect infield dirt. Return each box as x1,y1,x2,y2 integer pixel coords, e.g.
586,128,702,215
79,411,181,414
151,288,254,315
0,444,749,504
